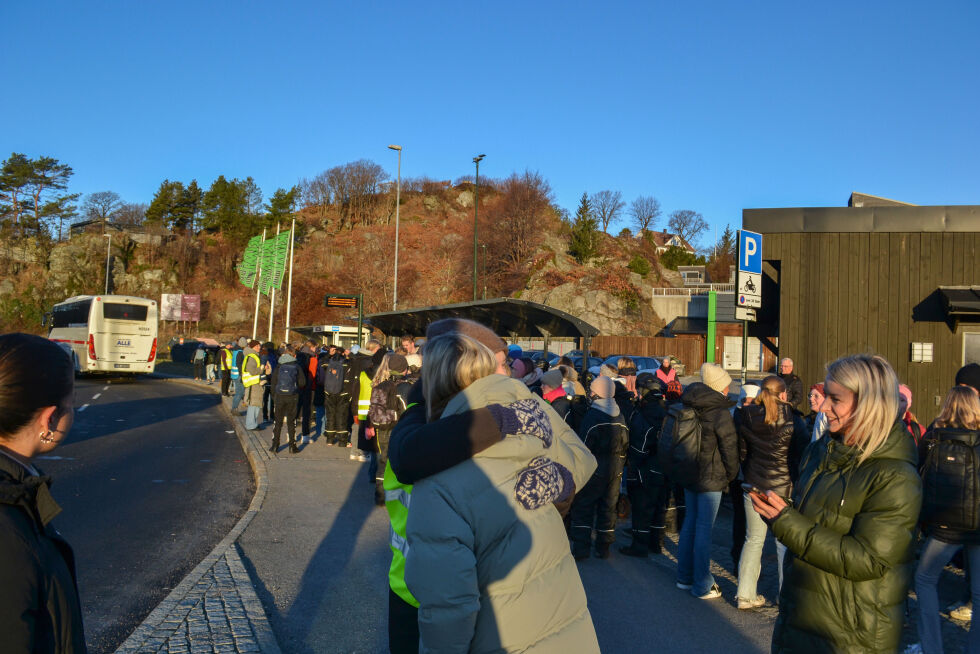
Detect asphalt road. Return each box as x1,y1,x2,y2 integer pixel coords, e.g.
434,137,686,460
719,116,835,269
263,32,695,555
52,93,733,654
39,375,254,654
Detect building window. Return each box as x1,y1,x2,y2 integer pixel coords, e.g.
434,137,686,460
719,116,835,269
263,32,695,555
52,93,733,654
910,342,934,363
965,333,980,366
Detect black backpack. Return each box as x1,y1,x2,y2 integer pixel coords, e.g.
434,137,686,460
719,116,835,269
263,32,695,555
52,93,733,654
321,359,345,394
276,362,301,395
657,402,702,488
920,428,980,531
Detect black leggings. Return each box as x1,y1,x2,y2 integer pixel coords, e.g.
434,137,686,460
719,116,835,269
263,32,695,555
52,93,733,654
388,587,419,654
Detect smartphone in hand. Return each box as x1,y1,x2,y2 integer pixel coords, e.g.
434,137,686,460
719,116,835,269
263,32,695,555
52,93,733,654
741,482,766,496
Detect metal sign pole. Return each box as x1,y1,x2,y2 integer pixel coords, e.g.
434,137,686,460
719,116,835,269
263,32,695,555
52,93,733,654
357,293,364,346
252,228,266,340
268,222,280,342
284,218,295,345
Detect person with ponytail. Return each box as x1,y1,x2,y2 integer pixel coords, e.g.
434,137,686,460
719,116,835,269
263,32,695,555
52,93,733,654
750,354,922,653
734,375,808,609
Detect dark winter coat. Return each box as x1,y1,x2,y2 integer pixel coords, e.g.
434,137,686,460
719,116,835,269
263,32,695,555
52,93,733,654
680,382,738,492
779,372,805,414
738,402,809,498
270,355,307,397
576,405,629,479
771,420,922,654
919,426,980,546
626,392,668,487
0,453,87,654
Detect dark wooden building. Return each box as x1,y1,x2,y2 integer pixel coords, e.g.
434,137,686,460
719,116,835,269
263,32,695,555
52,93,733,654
743,202,980,420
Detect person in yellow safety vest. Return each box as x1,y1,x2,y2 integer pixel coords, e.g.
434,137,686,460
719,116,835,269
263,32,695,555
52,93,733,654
219,343,233,397
241,340,265,430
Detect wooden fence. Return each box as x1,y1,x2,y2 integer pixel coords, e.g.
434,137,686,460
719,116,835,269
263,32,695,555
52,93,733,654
589,335,705,374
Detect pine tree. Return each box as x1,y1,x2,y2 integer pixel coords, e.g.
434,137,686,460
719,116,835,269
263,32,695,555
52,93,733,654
568,192,600,264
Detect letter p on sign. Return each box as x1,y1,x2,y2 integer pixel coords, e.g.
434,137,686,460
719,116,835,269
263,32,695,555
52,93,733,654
738,230,763,275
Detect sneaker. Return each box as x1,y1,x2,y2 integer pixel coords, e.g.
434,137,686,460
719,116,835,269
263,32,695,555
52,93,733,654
737,595,766,610
693,584,722,600
903,644,923,654
949,601,973,621
356,454,369,462
349,452,358,460
675,582,693,590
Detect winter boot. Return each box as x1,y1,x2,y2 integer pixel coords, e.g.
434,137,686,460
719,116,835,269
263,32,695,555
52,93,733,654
269,438,280,453
650,527,665,555
618,529,650,557
571,541,590,561
595,541,611,559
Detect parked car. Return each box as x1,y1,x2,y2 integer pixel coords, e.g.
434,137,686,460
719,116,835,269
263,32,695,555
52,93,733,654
591,355,661,376
523,350,561,368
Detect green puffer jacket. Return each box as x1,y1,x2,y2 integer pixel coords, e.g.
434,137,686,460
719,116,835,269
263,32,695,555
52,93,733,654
771,420,922,653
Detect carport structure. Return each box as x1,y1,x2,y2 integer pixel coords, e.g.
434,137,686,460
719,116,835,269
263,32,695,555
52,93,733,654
364,298,599,369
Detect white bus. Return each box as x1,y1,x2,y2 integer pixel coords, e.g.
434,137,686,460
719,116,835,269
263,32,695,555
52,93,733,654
45,295,159,374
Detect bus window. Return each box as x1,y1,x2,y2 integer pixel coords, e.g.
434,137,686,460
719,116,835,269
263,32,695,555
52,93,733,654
103,303,148,321
52,300,92,328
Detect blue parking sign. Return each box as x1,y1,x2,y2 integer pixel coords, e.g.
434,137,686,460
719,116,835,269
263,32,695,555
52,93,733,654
738,230,763,274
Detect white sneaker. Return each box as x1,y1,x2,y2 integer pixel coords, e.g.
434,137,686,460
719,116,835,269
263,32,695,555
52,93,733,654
675,582,693,590
737,595,766,610
692,584,722,600
349,452,358,460
356,454,369,462
903,643,923,654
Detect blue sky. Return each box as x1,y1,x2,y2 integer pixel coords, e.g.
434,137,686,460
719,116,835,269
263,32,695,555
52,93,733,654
3,1,978,244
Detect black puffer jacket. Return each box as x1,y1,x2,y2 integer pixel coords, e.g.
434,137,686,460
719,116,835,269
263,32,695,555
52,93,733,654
577,405,629,479
626,393,668,487
680,382,738,492
0,453,86,653
919,426,980,546
738,402,809,497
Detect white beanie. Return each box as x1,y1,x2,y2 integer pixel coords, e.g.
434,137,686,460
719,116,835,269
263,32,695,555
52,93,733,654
700,362,732,394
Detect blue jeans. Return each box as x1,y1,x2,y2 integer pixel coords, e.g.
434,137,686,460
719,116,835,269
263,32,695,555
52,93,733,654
245,405,261,430
915,537,980,654
314,405,325,437
231,379,245,411
677,489,722,596
737,492,786,600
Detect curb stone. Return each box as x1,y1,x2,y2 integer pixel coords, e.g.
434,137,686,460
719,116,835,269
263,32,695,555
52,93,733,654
113,377,281,654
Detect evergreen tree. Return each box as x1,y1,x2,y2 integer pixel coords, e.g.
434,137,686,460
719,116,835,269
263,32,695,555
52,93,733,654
568,192,600,264
0,153,78,240
266,186,299,222
145,180,185,229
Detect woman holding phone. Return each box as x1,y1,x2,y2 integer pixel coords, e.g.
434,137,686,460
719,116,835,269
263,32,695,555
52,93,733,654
750,354,922,653
735,375,808,609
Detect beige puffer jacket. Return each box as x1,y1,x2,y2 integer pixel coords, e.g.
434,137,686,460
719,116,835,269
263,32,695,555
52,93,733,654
405,374,599,654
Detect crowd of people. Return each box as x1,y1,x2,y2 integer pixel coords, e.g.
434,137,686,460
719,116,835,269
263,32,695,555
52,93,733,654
4,324,980,653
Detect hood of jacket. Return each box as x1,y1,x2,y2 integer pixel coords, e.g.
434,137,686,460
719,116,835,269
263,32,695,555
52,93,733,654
0,453,62,527
278,353,297,364
682,381,735,412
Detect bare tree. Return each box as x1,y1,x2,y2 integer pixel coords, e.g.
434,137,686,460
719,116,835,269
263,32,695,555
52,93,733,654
590,189,625,233
485,171,555,278
82,191,123,232
629,195,662,234
667,209,709,247
115,202,147,225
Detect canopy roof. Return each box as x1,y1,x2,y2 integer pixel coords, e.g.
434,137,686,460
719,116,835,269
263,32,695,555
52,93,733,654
940,286,980,320
364,298,599,339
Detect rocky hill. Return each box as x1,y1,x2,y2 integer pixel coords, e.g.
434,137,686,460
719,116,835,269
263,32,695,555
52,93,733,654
0,186,680,338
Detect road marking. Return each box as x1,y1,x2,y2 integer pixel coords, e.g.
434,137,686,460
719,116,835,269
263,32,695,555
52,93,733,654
115,419,125,422
78,404,89,412
37,455,75,461
92,393,101,400
152,479,165,483
200,459,212,463
102,385,109,391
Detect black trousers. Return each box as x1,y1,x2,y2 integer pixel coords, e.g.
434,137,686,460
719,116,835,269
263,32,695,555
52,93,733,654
569,456,626,549
296,390,313,436
323,393,349,444
262,386,275,422
388,587,419,654
220,370,231,396
375,428,393,494
728,478,747,564
193,361,204,379
627,479,661,541
272,394,298,447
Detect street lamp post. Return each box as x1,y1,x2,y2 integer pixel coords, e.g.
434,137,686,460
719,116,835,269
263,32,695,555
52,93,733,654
481,243,487,300
103,234,112,294
388,144,402,311
473,154,485,301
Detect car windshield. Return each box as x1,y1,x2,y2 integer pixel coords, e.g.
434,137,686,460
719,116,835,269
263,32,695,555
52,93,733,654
601,355,659,370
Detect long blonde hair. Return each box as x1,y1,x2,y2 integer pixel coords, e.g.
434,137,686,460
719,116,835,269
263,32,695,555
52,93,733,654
754,375,789,426
825,354,900,463
422,332,497,420
934,386,980,430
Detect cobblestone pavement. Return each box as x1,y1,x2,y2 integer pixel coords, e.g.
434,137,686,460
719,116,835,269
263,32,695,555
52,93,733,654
114,379,280,654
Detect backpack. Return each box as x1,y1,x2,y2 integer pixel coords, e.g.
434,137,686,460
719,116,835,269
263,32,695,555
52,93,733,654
275,362,301,395
321,358,345,395
920,428,980,531
657,402,702,488
369,377,416,429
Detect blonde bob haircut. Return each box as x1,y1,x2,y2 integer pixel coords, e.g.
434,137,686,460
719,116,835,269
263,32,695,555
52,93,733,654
934,385,980,431
422,332,497,421
825,354,900,463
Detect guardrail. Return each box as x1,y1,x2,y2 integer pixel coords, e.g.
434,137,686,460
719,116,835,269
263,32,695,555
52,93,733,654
651,284,734,296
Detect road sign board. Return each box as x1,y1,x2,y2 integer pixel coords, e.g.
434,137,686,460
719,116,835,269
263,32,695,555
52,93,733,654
737,272,761,296
735,307,757,321
738,230,763,274
738,293,761,308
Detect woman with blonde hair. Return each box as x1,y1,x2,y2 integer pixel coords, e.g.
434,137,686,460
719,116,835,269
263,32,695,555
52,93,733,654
405,332,599,653
913,386,980,654
750,354,922,653
735,375,808,609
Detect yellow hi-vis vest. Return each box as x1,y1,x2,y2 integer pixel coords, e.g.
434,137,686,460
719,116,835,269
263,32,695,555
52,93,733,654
357,370,372,420
241,352,262,387
384,459,418,607
222,348,232,370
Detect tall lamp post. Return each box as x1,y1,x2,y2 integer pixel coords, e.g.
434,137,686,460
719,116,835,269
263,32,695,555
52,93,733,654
103,234,112,294
472,154,485,301
388,144,402,311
